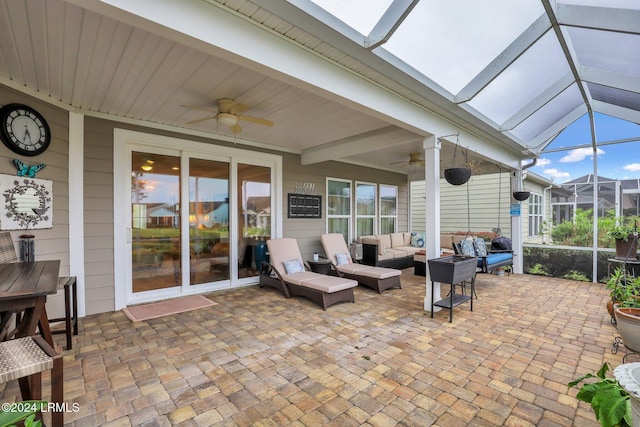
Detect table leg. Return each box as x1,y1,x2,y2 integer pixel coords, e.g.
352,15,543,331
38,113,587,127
38,304,54,347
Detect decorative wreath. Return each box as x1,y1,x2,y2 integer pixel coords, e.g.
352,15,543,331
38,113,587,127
3,179,51,229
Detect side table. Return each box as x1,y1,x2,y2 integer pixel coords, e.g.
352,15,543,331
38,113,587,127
307,258,333,275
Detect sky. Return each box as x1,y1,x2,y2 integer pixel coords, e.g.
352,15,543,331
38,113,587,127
528,113,640,184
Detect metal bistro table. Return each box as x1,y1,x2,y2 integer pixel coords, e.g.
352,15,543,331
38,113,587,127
0,260,60,346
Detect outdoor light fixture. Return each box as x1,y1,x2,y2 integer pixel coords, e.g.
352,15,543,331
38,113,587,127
141,165,152,172
217,113,238,127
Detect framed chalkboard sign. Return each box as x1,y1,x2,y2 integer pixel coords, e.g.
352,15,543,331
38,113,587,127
288,193,322,218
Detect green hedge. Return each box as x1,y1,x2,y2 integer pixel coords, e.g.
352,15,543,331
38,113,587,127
523,246,615,282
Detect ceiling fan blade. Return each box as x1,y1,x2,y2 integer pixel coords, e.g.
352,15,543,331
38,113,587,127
229,103,250,115
182,105,217,114
238,115,274,127
186,115,217,124
390,160,409,165
230,123,242,133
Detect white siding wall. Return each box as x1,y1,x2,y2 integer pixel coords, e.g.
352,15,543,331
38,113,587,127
411,172,513,236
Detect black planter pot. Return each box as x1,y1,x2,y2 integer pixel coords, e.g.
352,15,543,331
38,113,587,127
512,191,530,201
444,167,471,185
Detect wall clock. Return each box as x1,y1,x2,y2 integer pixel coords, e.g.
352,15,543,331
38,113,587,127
0,103,51,156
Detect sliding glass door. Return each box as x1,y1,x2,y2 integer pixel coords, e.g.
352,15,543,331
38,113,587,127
131,151,181,294
116,130,281,308
189,158,230,284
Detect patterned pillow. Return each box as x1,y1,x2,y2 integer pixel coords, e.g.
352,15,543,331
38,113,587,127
474,238,488,257
335,253,349,265
460,238,476,257
283,258,304,274
410,232,425,248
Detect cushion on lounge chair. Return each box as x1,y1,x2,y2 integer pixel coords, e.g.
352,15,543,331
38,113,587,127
336,263,373,275
354,266,400,279
282,271,323,285
299,276,358,293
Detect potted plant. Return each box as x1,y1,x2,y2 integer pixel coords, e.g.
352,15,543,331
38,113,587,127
608,222,638,260
607,266,628,320
612,272,640,354
568,362,631,427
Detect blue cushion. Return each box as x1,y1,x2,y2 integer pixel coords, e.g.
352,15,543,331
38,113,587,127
283,258,304,274
410,232,425,248
482,253,513,266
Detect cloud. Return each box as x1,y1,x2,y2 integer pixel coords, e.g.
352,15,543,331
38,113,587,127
544,168,570,180
559,147,604,163
624,163,640,172
536,158,551,167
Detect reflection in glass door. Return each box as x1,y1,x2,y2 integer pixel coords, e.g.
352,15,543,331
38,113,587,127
131,152,181,293
189,159,230,285
238,164,271,279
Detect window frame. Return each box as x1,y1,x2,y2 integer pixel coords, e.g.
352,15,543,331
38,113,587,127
326,177,352,241
355,181,377,239
528,192,543,237
379,184,398,234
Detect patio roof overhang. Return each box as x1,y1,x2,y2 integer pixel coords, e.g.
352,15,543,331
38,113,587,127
0,0,637,176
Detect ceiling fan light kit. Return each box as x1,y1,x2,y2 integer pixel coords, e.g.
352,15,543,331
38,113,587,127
184,98,272,133
217,112,237,127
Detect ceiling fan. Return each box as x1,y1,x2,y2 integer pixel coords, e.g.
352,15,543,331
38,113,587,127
183,98,274,133
391,153,425,168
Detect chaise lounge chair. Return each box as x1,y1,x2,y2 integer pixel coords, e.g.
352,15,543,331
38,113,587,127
266,238,358,309
320,233,402,293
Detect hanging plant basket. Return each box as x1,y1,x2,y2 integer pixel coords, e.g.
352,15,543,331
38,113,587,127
512,191,530,201
444,167,471,186
443,134,472,186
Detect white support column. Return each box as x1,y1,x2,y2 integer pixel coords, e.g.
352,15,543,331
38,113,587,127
68,112,86,316
510,171,524,274
424,135,441,311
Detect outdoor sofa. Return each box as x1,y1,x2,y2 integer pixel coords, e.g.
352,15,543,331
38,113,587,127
320,233,402,293
265,238,358,309
359,232,424,269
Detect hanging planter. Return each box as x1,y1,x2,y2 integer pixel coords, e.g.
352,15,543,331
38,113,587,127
512,191,530,201
443,134,472,186
444,167,472,186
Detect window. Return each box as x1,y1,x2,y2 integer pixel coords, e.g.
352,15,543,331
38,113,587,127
528,193,543,237
327,178,351,242
379,185,397,234
355,182,376,238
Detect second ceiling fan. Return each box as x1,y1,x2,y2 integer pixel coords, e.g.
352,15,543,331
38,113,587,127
184,98,274,133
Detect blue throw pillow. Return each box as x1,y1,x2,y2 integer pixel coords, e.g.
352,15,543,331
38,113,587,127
411,232,425,248
336,253,349,265
460,238,476,257
474,238,488,257
283,259,304,274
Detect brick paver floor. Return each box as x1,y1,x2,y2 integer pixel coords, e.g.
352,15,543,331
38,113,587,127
0,270,623,426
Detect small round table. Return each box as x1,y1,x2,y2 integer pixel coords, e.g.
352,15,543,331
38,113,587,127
307,258,333,275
